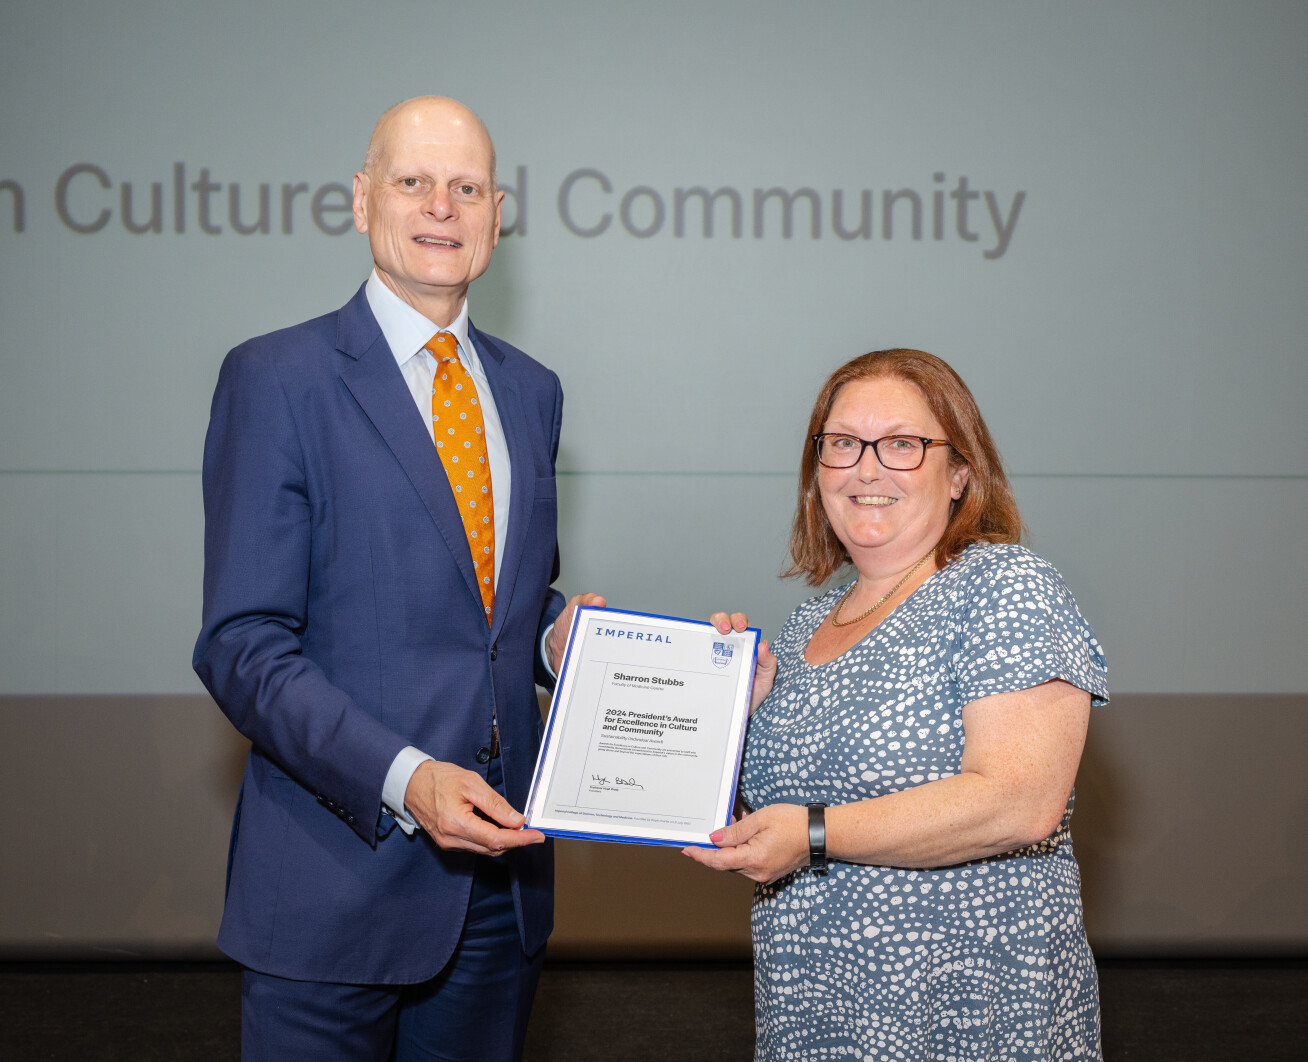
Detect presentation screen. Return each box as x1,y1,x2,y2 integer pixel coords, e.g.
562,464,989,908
1,0,1304,696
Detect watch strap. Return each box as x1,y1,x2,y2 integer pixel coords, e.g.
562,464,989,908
805,801,828,875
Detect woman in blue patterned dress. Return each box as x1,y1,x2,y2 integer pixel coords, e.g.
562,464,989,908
685,349,1108,1060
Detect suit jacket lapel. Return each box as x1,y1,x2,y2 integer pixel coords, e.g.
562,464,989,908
472,323,535,643
335,288,485,616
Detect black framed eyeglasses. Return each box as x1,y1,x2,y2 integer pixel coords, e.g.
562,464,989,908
812,433,952,471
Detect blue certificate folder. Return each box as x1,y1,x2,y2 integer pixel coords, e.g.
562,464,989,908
525,606,760,848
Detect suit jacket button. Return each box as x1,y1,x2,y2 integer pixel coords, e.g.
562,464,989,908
345,813,357,826
476,746,491,764
490,644,498,661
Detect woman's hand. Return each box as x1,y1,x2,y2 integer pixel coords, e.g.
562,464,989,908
681,803,810,884
709,611,777,713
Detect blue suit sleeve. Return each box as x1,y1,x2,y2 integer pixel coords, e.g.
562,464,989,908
193,344,407,844
534,373,566,689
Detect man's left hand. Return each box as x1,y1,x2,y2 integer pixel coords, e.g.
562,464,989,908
547,592,607,675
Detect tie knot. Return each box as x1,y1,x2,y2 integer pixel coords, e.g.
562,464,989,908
424,332,458,361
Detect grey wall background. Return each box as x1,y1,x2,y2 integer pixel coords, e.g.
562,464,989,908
1,0,1305,957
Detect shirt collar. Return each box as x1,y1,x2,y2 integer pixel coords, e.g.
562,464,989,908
365,269,475,370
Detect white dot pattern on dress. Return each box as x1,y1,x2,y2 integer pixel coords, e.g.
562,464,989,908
740,543,1108,1060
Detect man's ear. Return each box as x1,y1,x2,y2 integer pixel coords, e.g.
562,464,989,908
352,172,370,234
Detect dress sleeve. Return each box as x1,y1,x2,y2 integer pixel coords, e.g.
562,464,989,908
948,546,1109,707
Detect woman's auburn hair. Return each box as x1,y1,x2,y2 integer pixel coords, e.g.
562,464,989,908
785,349,1024,586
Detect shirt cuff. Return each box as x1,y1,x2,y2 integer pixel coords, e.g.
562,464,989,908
540,622,558,681
383,745,434,836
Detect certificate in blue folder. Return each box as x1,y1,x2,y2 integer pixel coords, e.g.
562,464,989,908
524,607,760,847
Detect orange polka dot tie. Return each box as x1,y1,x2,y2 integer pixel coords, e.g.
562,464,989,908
425,332,495,624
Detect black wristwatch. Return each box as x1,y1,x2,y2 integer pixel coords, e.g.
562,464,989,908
805,801,828,876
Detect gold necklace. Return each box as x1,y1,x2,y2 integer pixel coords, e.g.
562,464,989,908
829,548,937,628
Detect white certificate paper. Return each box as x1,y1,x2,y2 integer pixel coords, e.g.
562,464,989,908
525,607,760,847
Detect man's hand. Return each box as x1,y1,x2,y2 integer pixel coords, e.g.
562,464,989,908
709,611,777,713
547,592,608,675
681,803,809,884
404,760,545,855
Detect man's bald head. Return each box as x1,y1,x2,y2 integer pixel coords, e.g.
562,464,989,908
363,96,497,190
351,95,505,325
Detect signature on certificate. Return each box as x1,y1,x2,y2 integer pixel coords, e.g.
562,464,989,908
590,773,645,791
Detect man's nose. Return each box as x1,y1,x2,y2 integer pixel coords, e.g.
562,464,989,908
422,185,455,218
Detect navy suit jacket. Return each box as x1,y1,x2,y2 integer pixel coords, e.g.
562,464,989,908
194,285,565,984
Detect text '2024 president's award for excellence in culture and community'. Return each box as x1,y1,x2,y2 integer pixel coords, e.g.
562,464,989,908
524,607,760,847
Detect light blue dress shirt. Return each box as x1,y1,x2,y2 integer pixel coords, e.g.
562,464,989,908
364,271,554,833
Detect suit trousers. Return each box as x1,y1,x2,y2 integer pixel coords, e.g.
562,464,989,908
240,755,545,1062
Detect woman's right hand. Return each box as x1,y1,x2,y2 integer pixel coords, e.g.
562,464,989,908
682,802,809,884
710,611,777,713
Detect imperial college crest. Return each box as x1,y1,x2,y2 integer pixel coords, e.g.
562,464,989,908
712,641,734,669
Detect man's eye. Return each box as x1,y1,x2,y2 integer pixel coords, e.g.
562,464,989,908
458,184,477,195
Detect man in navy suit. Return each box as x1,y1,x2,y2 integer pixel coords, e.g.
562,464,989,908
194,96,602,1061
